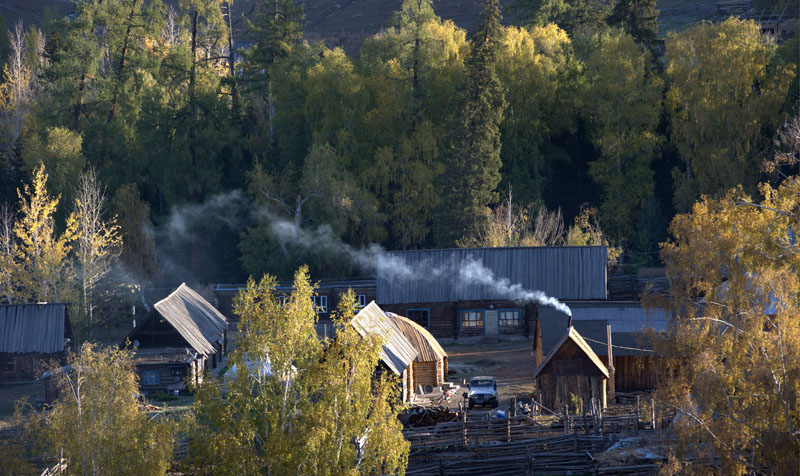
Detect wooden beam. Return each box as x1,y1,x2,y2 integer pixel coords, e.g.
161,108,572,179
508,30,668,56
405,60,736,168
607,324,615,405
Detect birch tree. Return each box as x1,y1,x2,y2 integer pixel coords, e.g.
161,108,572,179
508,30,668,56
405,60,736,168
13,164,76,302
655,176,800,474
73,169,122,339
0,20,32,158
25,343,174,476
189,267,409,475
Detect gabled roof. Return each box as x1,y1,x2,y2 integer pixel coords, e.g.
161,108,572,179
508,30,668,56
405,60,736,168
0,303,72,354
533,326,609,380
129,283,227,356
351,302,417,375
385,313,446,362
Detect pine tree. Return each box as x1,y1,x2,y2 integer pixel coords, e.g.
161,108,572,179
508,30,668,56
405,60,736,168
437,0,506,246
512,0,613,35
607,0,661,56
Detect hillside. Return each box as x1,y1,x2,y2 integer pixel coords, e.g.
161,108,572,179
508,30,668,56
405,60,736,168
1,0,712,54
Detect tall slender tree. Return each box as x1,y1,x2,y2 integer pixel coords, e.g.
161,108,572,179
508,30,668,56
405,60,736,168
437,0,506,246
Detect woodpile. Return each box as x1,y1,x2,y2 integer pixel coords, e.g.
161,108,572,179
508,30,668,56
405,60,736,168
400,405,460,428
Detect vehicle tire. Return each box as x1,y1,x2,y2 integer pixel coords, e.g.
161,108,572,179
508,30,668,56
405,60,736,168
468,400,474,409
492,399,498,409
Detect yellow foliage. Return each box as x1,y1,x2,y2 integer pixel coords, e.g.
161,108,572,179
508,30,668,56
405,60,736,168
13,164,76,302
654,177,800,474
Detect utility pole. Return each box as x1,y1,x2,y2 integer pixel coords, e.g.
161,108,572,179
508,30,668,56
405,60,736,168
607,324,615,405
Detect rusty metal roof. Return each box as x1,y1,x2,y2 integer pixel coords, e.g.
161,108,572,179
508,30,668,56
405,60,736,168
351,302,417,375
150,283,227,356
0,303,72,354
385,313,446,363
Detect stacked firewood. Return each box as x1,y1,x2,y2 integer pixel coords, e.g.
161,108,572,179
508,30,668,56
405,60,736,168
400,405,460,428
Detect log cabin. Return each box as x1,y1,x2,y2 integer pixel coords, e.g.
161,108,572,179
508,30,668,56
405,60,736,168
123,283,227,394
533,326,609,412
0,303,72,381
385,312,448,391
352,302,418,403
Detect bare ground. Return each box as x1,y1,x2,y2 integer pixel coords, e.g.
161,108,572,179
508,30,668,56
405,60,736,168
441,339,536,414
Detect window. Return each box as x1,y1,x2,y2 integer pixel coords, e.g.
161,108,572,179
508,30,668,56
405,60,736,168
499,309,521,327
141,370,159,386
461,310,483,328
406,309,430,327
357,294,367,308
277,295,288,308
312,295,328,313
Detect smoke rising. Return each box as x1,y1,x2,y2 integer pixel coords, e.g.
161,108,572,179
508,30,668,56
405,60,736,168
267,216,573,316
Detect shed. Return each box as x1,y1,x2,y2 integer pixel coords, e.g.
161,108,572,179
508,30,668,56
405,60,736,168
385,313,448,391
123,283,227,393
0,303,72,381
533,326,609,412
352,302,418,402
537,301,669,392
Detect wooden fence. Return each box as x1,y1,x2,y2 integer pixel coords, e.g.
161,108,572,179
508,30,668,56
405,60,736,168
404,400,666,476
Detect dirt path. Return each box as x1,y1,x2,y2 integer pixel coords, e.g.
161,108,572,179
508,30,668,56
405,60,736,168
442,340,536,413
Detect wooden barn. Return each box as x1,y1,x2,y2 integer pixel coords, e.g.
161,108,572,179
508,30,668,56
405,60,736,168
123,283,227,394
352,302,418,403
537,301,669,393
0,303,72,381
377,247,608,340
385,312,448,391
533,326,609,412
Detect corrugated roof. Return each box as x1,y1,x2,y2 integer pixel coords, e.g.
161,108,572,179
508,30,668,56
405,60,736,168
151,283,227,356
351,302,417,375
377,247,607,304
539,301,669,357
0,303,71,354
385,313,447,362
533,327,609,379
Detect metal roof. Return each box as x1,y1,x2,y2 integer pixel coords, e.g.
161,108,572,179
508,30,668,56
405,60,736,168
533,327,609,379
376,247,607,304
147,283,228,356
385,313,447,363
539,301,669,357
351,302,417,375
0,303,72,354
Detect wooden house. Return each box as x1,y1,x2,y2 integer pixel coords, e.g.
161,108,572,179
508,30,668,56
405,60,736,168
537,301,669,393
377,247,608,340
352,302,418,403
0,303,72,381
123,283,227,394
385,312,448,391
533,326,609,412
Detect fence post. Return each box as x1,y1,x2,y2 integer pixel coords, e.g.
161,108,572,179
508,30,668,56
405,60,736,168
564,405,570,434
651,397,656,430
507,413,511,442
635,395,640,431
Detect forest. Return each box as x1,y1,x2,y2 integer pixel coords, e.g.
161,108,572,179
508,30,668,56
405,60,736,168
0,0,795,291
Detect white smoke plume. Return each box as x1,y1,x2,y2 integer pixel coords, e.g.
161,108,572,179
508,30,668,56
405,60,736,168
267,216,572,316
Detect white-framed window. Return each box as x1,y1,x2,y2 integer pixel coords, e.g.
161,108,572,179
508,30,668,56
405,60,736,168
461,310,484,328
312,295,328,313
357,294,367,308
499,309,521,327
277,295,288,308
141,370,160,386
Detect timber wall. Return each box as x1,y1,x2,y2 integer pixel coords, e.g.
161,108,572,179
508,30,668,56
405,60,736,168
0,352,63,381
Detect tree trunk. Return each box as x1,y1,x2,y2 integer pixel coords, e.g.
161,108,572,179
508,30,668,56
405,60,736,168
107,0,138,123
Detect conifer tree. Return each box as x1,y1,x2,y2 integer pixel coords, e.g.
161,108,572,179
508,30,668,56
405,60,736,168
607,0,660,56
437,0,506,246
